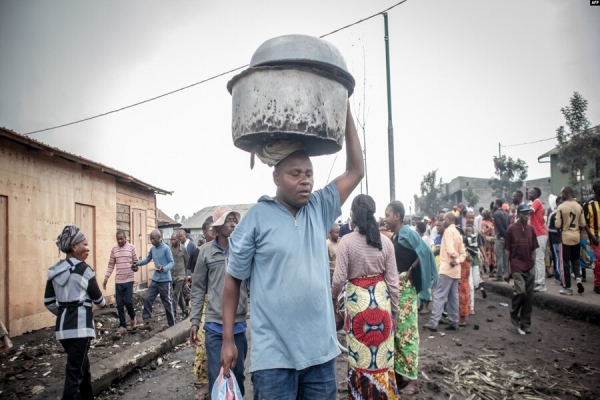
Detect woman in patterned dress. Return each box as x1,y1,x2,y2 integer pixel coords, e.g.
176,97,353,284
385,201,437,396
479,210,496,276
332,194,399,399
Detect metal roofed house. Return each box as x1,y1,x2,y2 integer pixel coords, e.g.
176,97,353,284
157,209,181,240
0,127,171,336
538,125,600,197
181,204,255,239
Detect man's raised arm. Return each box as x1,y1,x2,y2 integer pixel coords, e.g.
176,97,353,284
334,102,364,205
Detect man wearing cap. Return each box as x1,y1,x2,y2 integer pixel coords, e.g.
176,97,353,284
221,104,364,398
504,204,538,334
189,206,248,395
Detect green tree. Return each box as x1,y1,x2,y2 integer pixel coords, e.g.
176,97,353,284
417,169,446,217
174,213,180,223
488,155,528,200
463,187,479,208
181,215,187,223
556,92,597,199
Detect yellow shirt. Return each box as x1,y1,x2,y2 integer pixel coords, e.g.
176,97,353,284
555,200,586,246
439,224,467,279
586,199,600,237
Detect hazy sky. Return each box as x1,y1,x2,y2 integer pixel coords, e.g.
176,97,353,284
1,0,599,220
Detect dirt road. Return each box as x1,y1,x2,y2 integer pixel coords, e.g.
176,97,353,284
87,291,600,400
0,293,600,400
0,294,174,399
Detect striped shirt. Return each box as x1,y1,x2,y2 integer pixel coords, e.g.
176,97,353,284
44,258,106,340
585,199,600,238
105,243,138,284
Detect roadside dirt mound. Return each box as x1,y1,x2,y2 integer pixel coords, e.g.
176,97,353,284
0,292,179,399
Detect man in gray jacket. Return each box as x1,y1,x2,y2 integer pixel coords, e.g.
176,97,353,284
189,206,248,395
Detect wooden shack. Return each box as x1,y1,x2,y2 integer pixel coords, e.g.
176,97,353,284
0,127,171,336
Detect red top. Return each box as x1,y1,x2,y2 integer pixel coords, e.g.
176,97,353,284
529,199,547,236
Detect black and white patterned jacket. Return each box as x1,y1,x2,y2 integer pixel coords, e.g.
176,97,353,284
44,258,106,340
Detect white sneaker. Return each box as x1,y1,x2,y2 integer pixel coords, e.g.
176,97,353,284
534,286,547,293
576,278,585,294
559,288,573,296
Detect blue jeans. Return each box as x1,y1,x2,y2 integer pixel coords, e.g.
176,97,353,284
115,282,135,328
251,358,337,400
205,327,247,396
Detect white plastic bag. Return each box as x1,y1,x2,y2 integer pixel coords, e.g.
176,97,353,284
211,367,243,400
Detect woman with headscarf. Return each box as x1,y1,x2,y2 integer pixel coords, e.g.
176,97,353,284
44,225,106,400
331,194,399,399
384,201,437,396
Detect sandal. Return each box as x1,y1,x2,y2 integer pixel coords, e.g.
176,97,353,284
400,380,420,395
127,316,137,331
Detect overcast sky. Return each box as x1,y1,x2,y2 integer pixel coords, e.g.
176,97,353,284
1,0,599,221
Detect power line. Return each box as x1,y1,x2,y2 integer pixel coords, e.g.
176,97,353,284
24,65,248,135
24,0,409,136
501,137,556,148
319,0,408,39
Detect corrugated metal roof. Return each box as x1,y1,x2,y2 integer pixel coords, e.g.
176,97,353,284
157,209,180,227
0,126,172,195
182,203,255,229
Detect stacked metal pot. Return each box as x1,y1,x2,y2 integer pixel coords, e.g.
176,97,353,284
227,34,355,157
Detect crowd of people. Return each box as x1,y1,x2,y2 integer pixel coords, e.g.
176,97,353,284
41,101,600,400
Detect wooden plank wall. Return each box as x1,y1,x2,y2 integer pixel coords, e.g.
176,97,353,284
0,196,7,325
0,138,158,336
116,203,131,239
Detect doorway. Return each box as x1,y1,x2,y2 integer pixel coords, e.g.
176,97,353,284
0,196,7,325
131,209,147,285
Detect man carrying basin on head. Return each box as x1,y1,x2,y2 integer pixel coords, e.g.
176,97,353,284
220,103,364,399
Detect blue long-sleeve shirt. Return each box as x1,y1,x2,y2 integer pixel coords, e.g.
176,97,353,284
138,242,174,282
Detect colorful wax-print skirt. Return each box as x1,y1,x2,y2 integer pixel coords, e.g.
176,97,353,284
394,274,419,380
459,260,471,318
346,274,398,400
193,298,208,385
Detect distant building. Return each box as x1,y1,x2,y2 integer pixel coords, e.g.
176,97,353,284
181,204,254,240
0,127,171,336
157,209,181,240
435,175,551,212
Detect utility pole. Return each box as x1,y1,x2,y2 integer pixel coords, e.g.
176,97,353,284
498,142,502,158
383,12,395,202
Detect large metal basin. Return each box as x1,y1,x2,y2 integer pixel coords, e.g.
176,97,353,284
227,65,350,156
250,34,355,93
